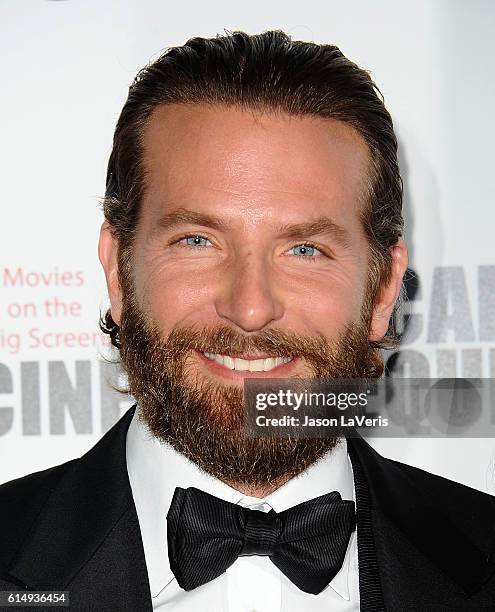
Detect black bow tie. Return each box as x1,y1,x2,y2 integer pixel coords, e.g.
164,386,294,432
167,486,356,595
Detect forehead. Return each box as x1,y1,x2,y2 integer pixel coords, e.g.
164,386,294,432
140,103,370,226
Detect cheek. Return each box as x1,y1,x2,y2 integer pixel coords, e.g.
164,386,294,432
284,268,366,336
134,257,219,329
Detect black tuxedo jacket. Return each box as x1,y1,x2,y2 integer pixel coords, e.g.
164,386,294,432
1,405,495,611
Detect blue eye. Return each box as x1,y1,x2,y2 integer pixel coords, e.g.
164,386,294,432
182,235,210,247
288,243,322,257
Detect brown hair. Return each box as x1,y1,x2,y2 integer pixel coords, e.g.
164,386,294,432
100,30,405,350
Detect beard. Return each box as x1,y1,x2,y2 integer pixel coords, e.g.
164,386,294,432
117,283,384,491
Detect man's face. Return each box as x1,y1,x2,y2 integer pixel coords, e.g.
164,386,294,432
99,104,407,489
128,104,374,372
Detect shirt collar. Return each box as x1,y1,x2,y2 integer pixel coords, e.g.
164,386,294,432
126,408,356,601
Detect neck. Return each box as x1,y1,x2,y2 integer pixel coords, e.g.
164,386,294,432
222,473,293,498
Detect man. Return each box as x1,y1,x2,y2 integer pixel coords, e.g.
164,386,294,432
1,30,494,611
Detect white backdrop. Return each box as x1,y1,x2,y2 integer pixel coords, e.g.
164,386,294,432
1,0,494,493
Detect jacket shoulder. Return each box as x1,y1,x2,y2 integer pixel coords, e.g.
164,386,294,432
390,455,495,503
388,455,495,545
0,460,76,569
349,435,495,552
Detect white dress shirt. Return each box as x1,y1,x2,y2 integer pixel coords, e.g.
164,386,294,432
126,409,360,611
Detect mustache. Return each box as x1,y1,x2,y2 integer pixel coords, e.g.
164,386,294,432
152,324,338,361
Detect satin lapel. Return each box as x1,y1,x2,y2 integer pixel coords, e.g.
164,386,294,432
347,439,385,612
347,435,495,610
6,405,152,611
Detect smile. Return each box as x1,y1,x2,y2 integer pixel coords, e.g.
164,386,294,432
201,352,293,372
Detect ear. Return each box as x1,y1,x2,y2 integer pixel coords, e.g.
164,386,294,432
98,221,123,326
368,238,409,342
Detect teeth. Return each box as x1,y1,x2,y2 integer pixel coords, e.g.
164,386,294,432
249,359,264,372
234,357,250,371
223,356,235,370
202,353,292,371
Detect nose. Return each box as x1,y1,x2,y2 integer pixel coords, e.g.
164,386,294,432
214,254,284,332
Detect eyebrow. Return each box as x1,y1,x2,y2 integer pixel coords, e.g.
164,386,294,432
153,208,229,234
153,207,351,249
277,218,351,249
